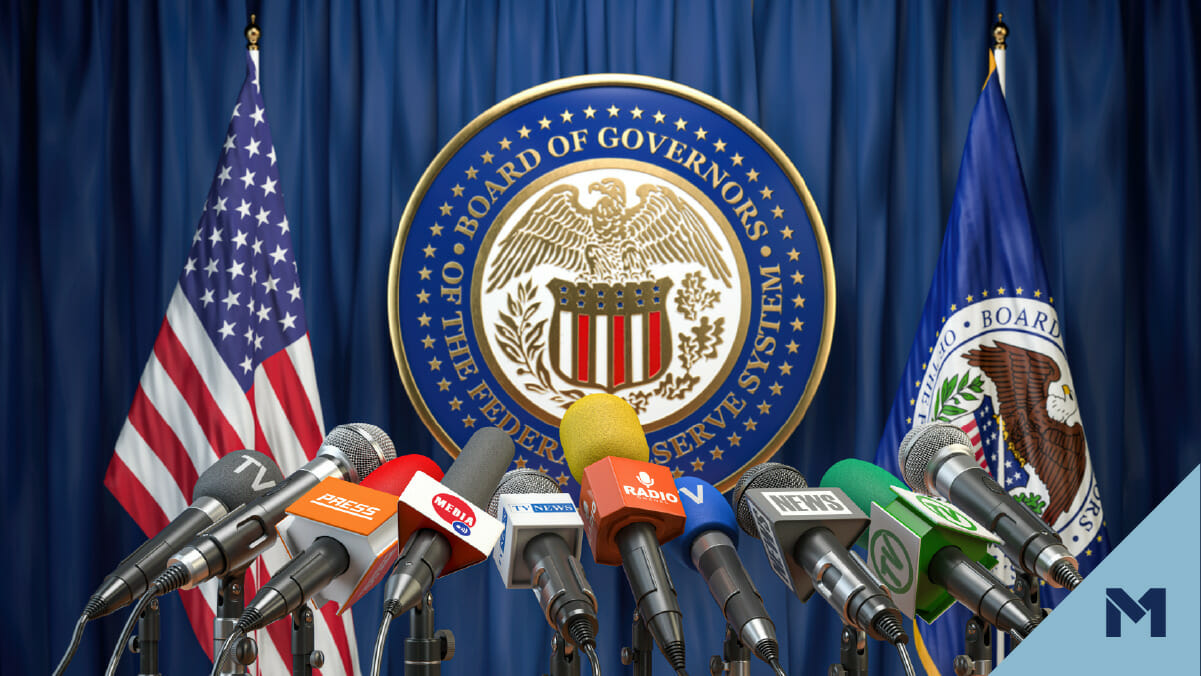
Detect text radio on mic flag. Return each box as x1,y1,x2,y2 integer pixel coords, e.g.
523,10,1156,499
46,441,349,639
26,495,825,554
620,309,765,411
561,393,690,674
822,458,1041,640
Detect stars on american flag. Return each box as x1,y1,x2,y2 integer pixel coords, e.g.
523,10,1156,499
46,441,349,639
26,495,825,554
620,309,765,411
177,66,307,392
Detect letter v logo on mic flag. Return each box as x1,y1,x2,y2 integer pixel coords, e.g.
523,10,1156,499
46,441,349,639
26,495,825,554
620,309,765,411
873,67,1110,674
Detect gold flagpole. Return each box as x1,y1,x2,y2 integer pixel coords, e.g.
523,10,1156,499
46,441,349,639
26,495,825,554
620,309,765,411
245,14,261,50
992,13,1009,96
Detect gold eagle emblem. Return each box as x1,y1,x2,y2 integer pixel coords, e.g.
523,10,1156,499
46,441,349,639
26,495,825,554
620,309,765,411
486,177,732,292
963,341,1086,526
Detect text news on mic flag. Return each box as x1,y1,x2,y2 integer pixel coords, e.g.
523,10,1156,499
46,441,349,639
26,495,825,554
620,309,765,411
873,73,1110,674
102,50,359,676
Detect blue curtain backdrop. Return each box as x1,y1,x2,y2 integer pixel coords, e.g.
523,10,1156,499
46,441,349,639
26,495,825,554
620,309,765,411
3,1,1199,674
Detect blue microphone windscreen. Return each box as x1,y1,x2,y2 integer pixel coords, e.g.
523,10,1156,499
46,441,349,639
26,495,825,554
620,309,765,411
667,476,739,570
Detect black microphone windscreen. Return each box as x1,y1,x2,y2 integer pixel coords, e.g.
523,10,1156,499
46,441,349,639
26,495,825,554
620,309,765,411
443,427,516,507
193,450,285,508
321,423,397,481
897,423,972,494
731,462,807,537
487,469,561,517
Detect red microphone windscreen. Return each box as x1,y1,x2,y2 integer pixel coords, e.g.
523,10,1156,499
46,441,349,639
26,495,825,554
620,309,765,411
361,454,444,496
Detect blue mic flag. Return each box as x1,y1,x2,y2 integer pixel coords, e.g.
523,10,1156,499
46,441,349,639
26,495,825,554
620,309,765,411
873,73,1111,674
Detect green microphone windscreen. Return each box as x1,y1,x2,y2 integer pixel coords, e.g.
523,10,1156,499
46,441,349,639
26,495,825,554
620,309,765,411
820,458,908,549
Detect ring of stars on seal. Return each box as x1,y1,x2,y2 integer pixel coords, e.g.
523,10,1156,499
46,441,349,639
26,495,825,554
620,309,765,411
389,74,834,494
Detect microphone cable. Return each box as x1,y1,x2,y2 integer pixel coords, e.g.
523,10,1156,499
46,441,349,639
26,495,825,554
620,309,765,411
210,626,248,676
50,599,98,676
368,610,395,676
581,642,602,676
895,640,917,676
103,584,160,676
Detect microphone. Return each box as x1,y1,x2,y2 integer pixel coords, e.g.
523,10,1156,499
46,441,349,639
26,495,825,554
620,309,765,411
380,426,514,619
487,469,599,654
157,423,397,595
561,393,689,674
821,458,1042,639
52,450,283,676
898,423,1083,590
105,425,396,676
95,450,284,617
732,463,908,646
236,455,446,632
667,476,783,672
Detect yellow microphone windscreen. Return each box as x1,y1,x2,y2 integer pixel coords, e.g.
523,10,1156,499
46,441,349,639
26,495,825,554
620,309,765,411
560,393,650,482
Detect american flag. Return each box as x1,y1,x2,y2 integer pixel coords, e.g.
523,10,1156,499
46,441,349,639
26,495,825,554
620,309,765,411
957,395,998,471
104,51,359,676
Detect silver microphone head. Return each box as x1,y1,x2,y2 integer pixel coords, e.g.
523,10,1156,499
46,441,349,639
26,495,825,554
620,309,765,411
731,462,807,537
318,423,397,483
897,423,973,495
487,468,561,518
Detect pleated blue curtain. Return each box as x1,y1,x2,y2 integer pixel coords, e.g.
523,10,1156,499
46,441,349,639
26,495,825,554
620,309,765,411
3,1,1198,674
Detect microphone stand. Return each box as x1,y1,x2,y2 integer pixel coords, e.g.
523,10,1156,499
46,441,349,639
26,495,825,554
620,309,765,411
404,592,455,676
827,624,867,676
545,632,581,676
953,615,991,676
127,597,162,676
953,571,1047,675
291,605,323,676
620,611,655,676
214,572,255,675
709,625,751,676
1012,570,1047,631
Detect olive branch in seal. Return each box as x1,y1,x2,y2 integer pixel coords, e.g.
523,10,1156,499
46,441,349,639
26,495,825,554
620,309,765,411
626,273,723,415
931,371,986,423
494,279,584,409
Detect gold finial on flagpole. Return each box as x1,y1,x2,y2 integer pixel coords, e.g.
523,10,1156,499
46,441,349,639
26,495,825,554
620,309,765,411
992,13,1008,50
245,14,261,50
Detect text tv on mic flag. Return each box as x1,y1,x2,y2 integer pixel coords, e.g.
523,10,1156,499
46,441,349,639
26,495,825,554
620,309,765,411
102,50,358,676
873,73,1109,674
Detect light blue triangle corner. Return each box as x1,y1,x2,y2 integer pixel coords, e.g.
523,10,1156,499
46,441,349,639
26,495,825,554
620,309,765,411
994,465,1200,673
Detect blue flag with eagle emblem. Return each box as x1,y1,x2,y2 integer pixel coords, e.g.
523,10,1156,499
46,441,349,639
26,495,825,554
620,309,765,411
874,72,1109,673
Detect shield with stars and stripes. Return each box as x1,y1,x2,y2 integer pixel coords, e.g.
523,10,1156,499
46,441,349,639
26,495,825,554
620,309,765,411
548,278,674,392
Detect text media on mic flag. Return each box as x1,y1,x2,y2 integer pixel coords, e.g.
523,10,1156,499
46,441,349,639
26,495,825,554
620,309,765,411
873,67,1109,674
97,35,360,676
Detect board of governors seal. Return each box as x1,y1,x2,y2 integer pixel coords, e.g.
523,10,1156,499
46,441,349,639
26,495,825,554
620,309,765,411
389,75,834,493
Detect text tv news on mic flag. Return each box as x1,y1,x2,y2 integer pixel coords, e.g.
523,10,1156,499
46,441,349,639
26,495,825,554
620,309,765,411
101,47,359,675
388,74,834,492
874,72,1108,673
